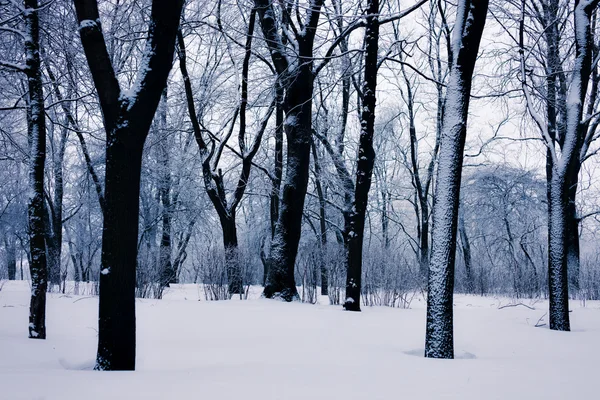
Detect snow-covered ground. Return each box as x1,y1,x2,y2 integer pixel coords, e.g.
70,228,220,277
1,281,598,400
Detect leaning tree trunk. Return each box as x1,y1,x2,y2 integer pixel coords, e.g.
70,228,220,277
25,0,48,340
342,0,380,312
74,0,184,370
425,0,488,359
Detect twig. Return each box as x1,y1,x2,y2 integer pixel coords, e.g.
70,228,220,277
498,302,536,310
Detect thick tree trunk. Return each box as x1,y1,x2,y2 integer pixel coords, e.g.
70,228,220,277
547,174,571,330
219,214,242,295
342,0,379,312
255,0,325,301
264,96,311,300
96,137,144,370
425,0,488,359
25,0,48,340
546,0,597,331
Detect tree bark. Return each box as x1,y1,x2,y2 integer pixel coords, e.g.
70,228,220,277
425,0,488,359
25,0,48,340
342,0,380,312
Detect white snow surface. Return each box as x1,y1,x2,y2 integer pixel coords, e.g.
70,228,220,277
1,281,599,399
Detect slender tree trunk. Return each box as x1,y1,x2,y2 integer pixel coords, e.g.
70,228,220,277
566,176,580,293
157,91,174,287
5,233,17,280
25,0,48,340
47,125,67,288
265,82,284,287
311,141,328,295
425,0,488,359
458,210,473,293
343,0,379,312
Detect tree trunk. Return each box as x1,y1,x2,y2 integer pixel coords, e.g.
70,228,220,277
265,94,311,300
342,0,379,312
547,173,571,330
25,0,48,340
96,137,144,370
221,214,242,295
157,92,174,287
566,176,580,293
458,210,473,293
255,0,325,301
311,141,328,296
5,233,17,281
425,0,488,359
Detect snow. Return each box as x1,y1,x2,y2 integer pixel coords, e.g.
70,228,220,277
79,19,98,30
1,281,599,399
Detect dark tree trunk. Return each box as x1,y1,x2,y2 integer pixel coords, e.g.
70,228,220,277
157,92,174,287
255,0,325,301
25,0,48,340
221,214,242,295
5,233,17,280
342,0,379,312
74,0,184,370
566,176,580,292
265,82,284,287
265,90,312,300
46,125,67,289
425,0,488,359
311,141,328,296
458,210,473,293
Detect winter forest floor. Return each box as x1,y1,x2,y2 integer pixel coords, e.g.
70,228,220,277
0,281,599,399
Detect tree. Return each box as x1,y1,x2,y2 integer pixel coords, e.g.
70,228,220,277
516,0,600,331
342,0,380,311
73,0,184,370
178,9,275,296
425,0,489,359
25,0,48,339
253,0,326,301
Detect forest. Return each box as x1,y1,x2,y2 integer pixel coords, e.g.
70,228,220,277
1,0,600,392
